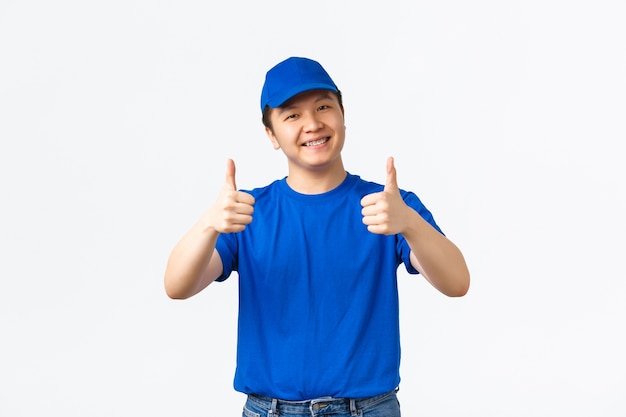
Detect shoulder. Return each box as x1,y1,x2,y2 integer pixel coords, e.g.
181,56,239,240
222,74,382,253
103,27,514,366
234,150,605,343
351,173,429,210
348,173,384,195
350,173,416,199
240,178,285,199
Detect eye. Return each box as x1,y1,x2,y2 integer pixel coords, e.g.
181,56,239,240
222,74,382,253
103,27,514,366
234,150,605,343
317,105,329,111
284,113,298,121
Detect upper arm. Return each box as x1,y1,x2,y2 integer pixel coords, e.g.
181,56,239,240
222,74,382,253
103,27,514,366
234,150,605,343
203,248,225,287
409,250,432,283
190,249,225,296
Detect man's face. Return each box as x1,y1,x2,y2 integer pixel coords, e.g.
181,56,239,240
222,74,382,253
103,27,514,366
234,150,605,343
265,89,345,173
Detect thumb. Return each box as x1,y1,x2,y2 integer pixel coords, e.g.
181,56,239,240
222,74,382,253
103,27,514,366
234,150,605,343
384,156,398,192
225,158,237,190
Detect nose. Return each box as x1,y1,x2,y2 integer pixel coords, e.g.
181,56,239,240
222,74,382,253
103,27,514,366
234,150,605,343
302,111,323,132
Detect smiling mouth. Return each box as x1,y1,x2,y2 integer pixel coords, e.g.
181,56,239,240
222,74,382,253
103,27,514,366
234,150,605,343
303,137,329,147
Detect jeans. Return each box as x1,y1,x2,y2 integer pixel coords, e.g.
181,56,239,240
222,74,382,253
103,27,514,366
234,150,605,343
242,388,400,417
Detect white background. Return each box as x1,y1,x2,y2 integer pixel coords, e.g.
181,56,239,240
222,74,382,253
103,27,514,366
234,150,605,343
1,0,625,416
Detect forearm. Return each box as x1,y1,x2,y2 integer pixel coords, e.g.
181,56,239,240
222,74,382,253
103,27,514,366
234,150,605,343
164,218,222,299
403,210,470,297
164,161,255,299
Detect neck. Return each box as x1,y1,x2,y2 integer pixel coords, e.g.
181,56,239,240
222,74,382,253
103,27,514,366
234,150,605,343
285,159,347,194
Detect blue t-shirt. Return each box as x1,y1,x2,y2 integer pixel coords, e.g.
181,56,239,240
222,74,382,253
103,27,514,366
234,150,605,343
215,173,442,400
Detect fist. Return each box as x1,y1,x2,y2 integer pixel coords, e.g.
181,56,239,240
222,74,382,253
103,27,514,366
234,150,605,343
360,157,410,235
209,159,255,233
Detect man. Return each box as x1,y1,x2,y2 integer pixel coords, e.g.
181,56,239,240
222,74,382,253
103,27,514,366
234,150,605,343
164,57,470,416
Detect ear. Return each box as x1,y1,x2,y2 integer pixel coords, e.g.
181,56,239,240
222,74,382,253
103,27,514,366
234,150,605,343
265,126,281,150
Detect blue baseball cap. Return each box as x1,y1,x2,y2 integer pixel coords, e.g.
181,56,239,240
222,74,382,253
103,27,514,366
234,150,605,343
260,57,339,112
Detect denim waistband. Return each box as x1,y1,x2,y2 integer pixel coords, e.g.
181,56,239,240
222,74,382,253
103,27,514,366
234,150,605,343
247,388,398,415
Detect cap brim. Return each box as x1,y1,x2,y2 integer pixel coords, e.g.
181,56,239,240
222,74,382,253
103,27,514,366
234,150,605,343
266,83,338,108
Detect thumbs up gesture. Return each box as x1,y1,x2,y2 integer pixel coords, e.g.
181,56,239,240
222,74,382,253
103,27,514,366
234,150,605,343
360,157,411,235
208,159,255,233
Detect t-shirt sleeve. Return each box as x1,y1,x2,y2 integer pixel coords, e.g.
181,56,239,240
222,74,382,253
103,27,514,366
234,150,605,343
397,190,444,275
215,233,238,282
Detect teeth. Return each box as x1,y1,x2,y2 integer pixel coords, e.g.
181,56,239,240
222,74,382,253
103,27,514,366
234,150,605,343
305,138,328,146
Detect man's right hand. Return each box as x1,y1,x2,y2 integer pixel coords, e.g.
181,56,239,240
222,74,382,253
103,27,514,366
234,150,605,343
207,159,255,233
